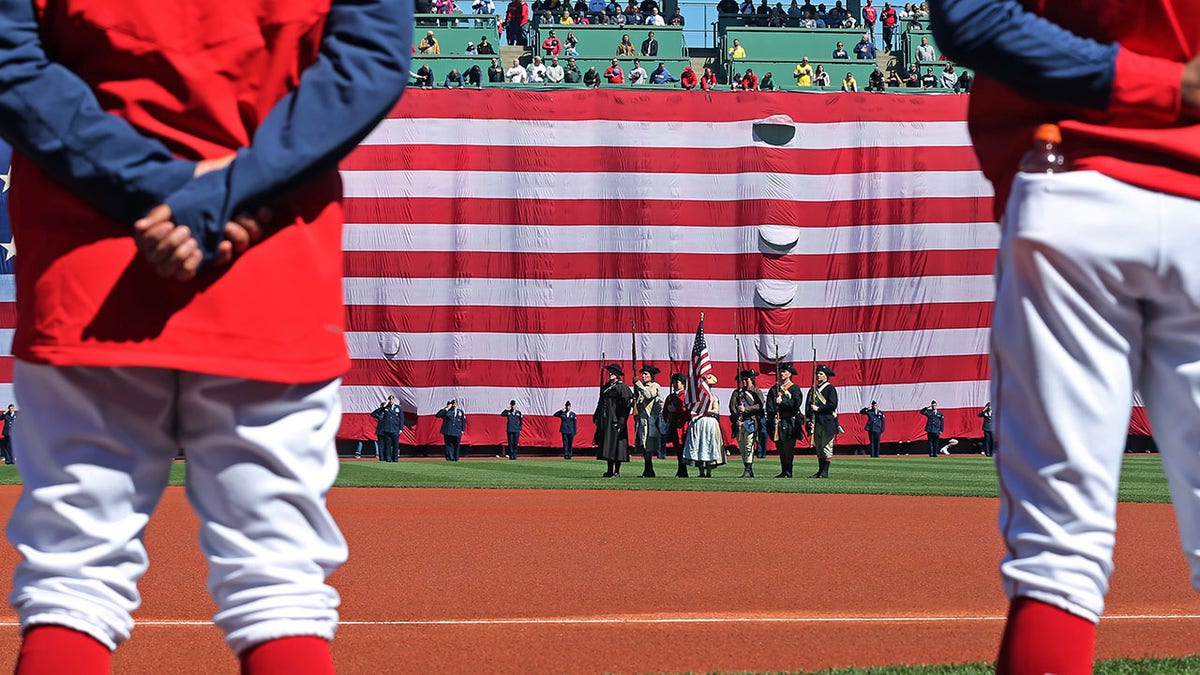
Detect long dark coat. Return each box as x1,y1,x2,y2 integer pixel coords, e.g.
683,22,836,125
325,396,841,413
593,381,633,461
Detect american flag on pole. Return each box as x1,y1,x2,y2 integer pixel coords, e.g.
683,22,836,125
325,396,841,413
0,89,1155,447
686,315,713,418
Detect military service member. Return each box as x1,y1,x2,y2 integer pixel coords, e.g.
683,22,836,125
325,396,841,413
859,400,885,458
729,369,765,477
765,363,802,478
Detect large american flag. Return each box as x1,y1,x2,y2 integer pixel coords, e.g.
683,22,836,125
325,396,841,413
0,90,1155,447
686,315,713,418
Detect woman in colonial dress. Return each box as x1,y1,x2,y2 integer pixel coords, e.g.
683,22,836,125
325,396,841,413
683,373,725,477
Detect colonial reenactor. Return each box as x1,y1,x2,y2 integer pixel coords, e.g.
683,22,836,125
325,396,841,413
594,363,634,477
633,364,663,478
920,400,945,458
553,401,578,459
500,399,523,460
859,400,886,458
765,363,802,478
979,401,994,457
663,373,690,477
806,364,839,478
728,369,765,477
371,395,404,463
682,373,725,477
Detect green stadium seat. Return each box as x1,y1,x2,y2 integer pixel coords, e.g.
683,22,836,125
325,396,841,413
533,25,685,58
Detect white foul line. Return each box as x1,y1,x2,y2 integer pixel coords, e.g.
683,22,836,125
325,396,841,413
1,614,1199,628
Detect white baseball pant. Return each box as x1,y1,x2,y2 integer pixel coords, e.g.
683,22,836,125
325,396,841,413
994,170,1200,622
6,362,347,654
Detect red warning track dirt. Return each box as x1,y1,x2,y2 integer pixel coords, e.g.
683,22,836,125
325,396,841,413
0,482,1196,673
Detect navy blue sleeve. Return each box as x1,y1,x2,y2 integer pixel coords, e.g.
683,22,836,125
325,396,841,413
0,0,196,224
928,0,1117,110
163,0,414,261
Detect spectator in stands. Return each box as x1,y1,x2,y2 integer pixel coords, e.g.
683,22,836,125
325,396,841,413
539,9,553,22
861,0,877,46
590,0,607,12
816,1,829,22
827,0,846,24
528,55,548,81
742,68,759,90
419,30,442,54
798,8,816,27
464,64,484,88
792,56,813,86
730,71,744,90
445,68,465,87
565,30,580,54
606,0,622,13
755,0,770,20
718,0,740,13
880,2,897,52
565,57,583,82
939,63,957,89
728,37,746,58
768,3,787,26
832,41,848,58
584,66,601,86
642,31,659,56
478,35,497,54
507,58,529,82
669,7,685,25
953,69,971,94
504,0,530,45
904,62,919,86
813,64,830,87
885,66,903,87
760,71,777,90
546,57,566,82
605,58,625,83
788,0,803,16
915,36,935,62
640,0,659,13
543,30,562,54
573,0,588,14
645,7,665,24
617,33,637,55
488,57,505,81
464,41,479,55
560,8,575,23
920,66,936,88
840,71,857,91
898,2,913,24
854,33,876,59
739,0,755,16
473,0,496,12
680,64,699,89
623,0,641,23
867,65,885,91
629,59,648,84
415,64,435,89
650,62,678,83
700,66,719,90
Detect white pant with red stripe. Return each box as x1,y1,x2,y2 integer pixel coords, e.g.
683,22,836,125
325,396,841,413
6,362,347,654
994,170,1200,622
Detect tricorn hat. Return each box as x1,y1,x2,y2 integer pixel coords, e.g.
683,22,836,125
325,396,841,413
815,364,836,377
670,373,686,385
604,363,624,376
776,363,798,376
638,364,661,375
738,369,759,380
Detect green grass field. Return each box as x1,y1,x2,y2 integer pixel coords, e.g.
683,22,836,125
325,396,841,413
0,453,1185,673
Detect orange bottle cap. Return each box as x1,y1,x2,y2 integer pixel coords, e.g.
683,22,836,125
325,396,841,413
1033,123,1062,144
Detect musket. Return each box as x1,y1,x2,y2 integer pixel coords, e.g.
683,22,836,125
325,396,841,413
629,297,637,385
807,334,818,445
600,350,607,389
734,334,744,427
772,337,781,442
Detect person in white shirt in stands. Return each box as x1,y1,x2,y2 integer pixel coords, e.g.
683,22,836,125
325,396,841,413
464,41,479,55
628,58,648,84
644,6,665,24
939,62,958,88
506,58,528,82
528,55,548,82
915,35,936,61
545,56,565,82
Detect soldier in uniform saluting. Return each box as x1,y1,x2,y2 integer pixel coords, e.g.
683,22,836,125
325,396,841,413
979,401,994,457
633,364,663,477
594,363,633,477
729,369,765,478
371,395,404,463
920,400,945,458
765,363,802,478
859,400,885,458
806,364,839,478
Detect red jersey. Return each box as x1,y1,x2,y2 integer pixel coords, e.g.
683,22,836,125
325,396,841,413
10,0,349,383
969,0,1199,216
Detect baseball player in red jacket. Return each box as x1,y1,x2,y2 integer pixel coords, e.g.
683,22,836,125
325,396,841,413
931,1,1200,673
0,0,411,673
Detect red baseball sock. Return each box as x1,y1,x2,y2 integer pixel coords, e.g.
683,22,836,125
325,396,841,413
240,636,335,675
996,597,1096,675
15,625,111,675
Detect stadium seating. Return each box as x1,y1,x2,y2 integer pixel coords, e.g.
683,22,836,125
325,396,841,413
727,59,880,90
533,25,685,58
413,14,501,55
409,55,692,87
719,26,865,61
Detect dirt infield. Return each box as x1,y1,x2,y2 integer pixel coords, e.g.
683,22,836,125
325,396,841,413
0,484,1196,673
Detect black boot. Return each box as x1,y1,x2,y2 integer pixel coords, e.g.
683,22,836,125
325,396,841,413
641,455,656,478
809,457,823,478
603,460,614,478
676,459,689,477
747,464,754,478
740,463,752,478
